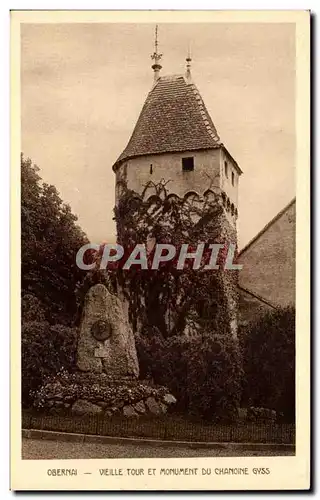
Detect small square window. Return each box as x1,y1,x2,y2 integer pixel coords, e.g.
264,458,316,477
182,157,194,172
232,172,235,186
224,161,228,178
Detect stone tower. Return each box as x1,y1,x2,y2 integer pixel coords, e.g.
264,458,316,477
113,53,242,229
112,32,242,339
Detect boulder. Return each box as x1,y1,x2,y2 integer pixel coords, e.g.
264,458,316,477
163,393,177,405
158,401,167,413
77,284,139,377
97,401,110,409
114,400,125,409
71,399,103,416
133,401,146,414
123,405,138,417
145,397,163,415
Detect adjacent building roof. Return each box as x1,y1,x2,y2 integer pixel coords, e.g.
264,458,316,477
113,74,226,170
238,198,296,256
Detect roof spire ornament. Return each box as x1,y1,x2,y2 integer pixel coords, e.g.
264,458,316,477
186,44,192,81
151,25,162,82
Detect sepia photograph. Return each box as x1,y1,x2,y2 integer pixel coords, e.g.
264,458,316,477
11,10,310,491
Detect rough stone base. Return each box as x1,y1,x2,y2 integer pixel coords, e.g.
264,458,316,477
34,369,177,418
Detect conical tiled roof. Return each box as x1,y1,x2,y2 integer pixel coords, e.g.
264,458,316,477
113,74,223,169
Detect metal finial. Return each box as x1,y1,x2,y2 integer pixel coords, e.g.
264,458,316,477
155,25,159,53
186,43,192,80
151,24,162,81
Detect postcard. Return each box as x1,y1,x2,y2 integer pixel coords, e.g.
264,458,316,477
11,9,310,491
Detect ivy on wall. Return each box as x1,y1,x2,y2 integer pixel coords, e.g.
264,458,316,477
112,180,238,340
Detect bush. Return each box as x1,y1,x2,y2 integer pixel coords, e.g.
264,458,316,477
241,306,295,421
21,321,78,407
136,328,242,421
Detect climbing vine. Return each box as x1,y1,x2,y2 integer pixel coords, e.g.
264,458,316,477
112,181,239,340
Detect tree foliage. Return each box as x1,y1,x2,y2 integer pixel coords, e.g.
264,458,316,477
21,154,88,324
241,306,295,421
21,321,78,407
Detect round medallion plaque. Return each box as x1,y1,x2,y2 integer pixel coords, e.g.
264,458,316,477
91,319,112,341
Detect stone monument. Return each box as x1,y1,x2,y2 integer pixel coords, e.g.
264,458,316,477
34,283,176,417
77,283,139,378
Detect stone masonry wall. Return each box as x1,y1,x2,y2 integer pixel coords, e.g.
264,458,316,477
115,148,240,213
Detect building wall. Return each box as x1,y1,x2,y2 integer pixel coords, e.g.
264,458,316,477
115,148,239,208
238,200,296,308
220,149,239,207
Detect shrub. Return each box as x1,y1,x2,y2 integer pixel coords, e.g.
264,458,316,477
21,321,78,407
136,328,242,421
241,306,295,421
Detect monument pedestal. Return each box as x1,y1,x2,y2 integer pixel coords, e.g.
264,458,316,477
33,369,176,417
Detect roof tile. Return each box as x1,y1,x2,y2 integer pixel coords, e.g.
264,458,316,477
113,74,222,168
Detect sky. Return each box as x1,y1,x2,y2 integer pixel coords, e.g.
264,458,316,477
21,22,295,249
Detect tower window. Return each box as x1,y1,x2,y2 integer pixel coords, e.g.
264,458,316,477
224,161,228,178
182,157,194,172
232,171,235,186
150,164,153,174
